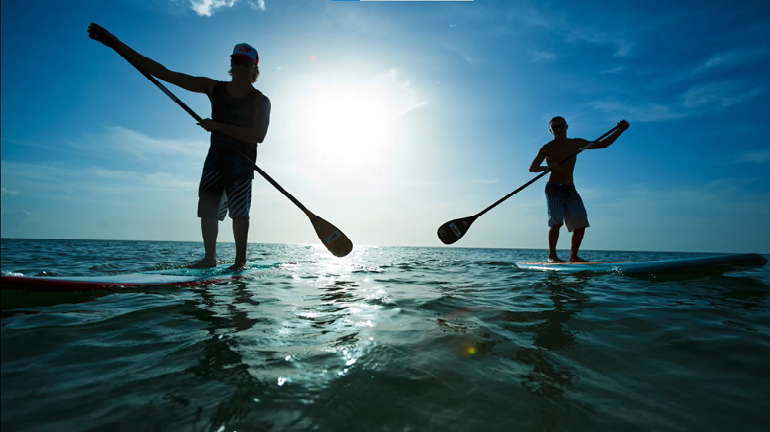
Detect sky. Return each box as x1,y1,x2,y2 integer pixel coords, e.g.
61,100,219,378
2,0,769,254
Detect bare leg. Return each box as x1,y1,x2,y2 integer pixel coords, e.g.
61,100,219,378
189,217,218,268
548,225,563,262
569,227,587,262
231,217,249,270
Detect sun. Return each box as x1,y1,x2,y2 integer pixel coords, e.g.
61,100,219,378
291,81,404,193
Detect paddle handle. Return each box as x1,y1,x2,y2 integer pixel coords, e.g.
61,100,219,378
475,125,620,218
115,49,314,218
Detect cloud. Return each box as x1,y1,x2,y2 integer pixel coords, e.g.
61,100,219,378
692,47,770,75
564,28,634,58
1,187,20,196
67,126,208,163
530,50,558,63
0,210,37,226
682,81,767,109
1,160,200,200
0,137,55,150
1,126,206,200
732,150,770,164
249,0,265,12
589,80,767,122
587,100,687,122
188,0,238,17
374,68,429,122
600,66,624,75
504,4,634,57
647,47,769,92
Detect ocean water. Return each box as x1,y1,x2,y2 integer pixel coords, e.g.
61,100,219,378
1,239,769,432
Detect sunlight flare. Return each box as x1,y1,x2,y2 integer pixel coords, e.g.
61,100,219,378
291,73,425,194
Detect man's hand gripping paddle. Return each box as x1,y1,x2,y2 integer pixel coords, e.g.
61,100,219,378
437,126,620,245
88,23,353,258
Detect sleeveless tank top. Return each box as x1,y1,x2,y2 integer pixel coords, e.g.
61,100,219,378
202,81,263,178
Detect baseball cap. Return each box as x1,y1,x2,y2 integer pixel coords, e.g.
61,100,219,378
231,43,259,66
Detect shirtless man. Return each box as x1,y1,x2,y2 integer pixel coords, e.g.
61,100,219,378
529,117,629,262
88,24,271,270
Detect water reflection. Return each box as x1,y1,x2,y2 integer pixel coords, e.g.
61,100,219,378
499,274,589,399
180,283,270,430
175,259,374,430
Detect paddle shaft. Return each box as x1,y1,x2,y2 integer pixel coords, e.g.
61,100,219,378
475,126,620,218
116,50,314,217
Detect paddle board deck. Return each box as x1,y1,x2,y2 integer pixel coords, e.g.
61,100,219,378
514,253,767,275
1,264,265,292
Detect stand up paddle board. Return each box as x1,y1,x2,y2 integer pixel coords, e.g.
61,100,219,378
514,253,767,275
1,265,266,292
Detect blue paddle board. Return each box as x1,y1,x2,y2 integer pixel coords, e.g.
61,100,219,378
514,253,767,275
1,264,265,292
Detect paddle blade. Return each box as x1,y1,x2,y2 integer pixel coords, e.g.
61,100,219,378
311,216,353,257
437,216,477,245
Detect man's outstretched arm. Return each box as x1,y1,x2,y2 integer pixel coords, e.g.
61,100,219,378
88,23,216,96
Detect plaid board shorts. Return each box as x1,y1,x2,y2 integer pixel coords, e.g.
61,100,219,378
545,182,589,232
197,170,252,221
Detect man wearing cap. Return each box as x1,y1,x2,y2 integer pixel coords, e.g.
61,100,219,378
88,25,271,270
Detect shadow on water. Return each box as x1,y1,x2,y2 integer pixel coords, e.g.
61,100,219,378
0,290,109,317
663,274,770,310
500,272,591,400
157,280,276,432
418,269,593,401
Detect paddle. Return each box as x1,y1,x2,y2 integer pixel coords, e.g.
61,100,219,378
437,125,620,245
89,24,353,257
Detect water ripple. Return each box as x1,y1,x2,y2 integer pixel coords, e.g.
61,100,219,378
2,240,769,431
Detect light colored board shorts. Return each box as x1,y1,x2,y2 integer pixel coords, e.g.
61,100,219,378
545,182,589,232
197,170,252,221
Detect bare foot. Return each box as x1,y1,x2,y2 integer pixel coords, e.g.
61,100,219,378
569,256,588,263
548,257,565,263
227,262,248,271
188,258,217,269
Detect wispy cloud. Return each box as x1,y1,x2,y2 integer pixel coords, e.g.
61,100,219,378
249,0,265,12
188,0,238,17
2,126,207,200
503,4,634,58
682,81,767,109
374,68,429,122
732,150,770,164
692,47,770,75
600,66,624,75
587,100,687,122
646,46,769,92
1,187,20,196
1,160,200,199
589,79,767,122
0,137,55,150
67,126,208,162
564,28,633,58
0,210,37,226
530,50,558,63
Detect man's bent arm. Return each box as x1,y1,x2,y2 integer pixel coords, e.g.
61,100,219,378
589,120,629,149
203,97,271,144
529,148,552,172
